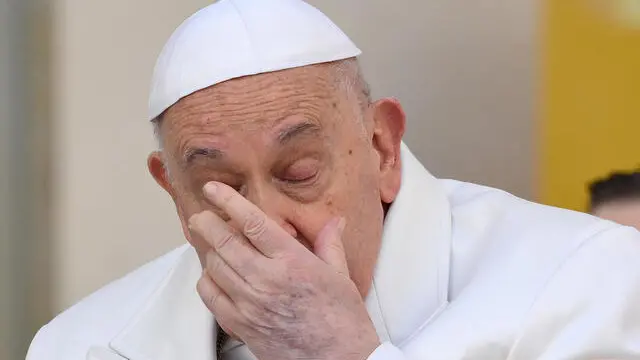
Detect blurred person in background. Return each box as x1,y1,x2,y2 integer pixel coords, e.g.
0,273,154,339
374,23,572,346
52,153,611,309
27,1,640,359
589,169,640,230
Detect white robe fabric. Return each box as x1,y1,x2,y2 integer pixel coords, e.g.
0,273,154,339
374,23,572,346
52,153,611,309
27,144,640,360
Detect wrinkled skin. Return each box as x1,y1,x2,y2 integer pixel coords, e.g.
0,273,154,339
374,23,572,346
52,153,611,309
148,61,406,360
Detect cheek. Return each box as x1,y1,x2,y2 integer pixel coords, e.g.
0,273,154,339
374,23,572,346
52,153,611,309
334,157,385,250
341,201,384,297
284,192,344,249
173,188,212,247
300,153,380,240
175,186,205,215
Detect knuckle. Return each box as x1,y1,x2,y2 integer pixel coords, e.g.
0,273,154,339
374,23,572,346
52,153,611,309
243,213,267,238
206,292,220,309
216,231,236,251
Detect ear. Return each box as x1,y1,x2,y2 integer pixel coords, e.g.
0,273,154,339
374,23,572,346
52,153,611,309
148,151,175,197
371,98,406,204
148,151,193,243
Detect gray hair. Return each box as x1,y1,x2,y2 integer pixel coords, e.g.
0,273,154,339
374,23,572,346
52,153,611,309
151,57,370,149
331,57,371,110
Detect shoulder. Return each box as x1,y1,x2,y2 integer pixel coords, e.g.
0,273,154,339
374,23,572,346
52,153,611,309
441,178,619,244
509,225,640,357
27,244,191,360
537,223,640,298
441,179,639,295
440,179,640,353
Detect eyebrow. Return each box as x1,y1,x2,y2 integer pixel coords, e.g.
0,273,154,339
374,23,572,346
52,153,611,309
181,121,322,167
182,147,224,166
277,121,322,144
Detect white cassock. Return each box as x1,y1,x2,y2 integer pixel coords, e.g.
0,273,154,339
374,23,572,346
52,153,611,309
27,143,640,360
28,0,640,358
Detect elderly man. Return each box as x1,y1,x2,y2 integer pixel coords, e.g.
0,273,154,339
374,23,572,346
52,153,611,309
28,0,640,359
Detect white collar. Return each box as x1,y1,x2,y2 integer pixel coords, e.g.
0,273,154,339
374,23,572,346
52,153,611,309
365,142,451,346
109,247,216,360
108,143,452,359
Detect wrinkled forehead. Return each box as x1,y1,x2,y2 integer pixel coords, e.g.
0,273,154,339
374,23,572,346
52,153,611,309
162,63,340,136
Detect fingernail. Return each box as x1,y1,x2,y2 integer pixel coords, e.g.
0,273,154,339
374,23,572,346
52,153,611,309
203,182,217,197
337,217,346,235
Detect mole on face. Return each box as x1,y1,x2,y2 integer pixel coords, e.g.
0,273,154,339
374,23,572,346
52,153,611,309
348,149,353,155
325,196,333,207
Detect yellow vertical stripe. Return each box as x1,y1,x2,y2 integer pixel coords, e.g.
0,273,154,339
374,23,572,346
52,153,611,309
541,0,640,211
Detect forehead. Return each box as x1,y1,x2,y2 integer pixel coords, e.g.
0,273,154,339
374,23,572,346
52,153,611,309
162,63,338,136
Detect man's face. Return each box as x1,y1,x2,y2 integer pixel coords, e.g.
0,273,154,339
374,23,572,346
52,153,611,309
593,200,640,231
148,62,405,297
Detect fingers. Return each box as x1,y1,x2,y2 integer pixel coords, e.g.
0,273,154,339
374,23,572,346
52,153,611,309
189,210,264,279
197,273,238,329
204,250,251,302
313,217,350,276
202,182,303,258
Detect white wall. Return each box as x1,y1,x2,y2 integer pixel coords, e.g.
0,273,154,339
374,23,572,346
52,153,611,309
308,0,537,197
52,0,209,310
51,0,536,312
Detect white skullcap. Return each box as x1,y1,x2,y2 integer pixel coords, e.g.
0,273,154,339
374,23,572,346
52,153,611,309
148,0,362,121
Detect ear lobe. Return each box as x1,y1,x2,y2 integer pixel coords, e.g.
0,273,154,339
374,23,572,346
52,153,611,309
371,98,406,204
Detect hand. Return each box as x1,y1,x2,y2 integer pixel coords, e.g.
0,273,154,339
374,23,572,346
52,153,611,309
189,182,380,360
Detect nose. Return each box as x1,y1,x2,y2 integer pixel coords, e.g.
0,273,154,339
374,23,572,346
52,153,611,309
244,185,298,239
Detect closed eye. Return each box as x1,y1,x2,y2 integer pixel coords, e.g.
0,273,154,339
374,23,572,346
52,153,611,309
283,170,318,184
281,159,320,183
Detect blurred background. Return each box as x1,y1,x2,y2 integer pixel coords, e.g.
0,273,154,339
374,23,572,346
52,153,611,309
0,0,638,358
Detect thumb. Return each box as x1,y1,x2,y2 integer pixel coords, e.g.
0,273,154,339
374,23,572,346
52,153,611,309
314,217,349,276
